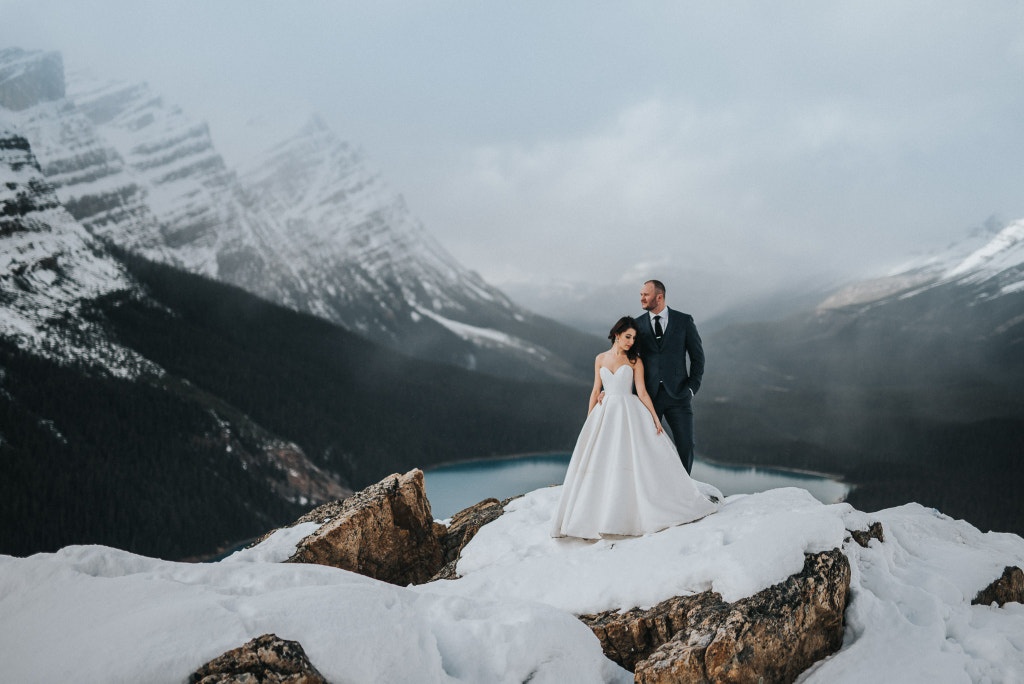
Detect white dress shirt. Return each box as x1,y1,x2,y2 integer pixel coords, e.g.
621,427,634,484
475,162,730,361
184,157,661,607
648,307,668,334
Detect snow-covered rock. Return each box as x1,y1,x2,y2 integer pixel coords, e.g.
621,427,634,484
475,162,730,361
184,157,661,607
0,542,629,683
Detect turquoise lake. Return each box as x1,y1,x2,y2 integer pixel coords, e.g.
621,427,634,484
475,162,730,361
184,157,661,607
422,453,850,520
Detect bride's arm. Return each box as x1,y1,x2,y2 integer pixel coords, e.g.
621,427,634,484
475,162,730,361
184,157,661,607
587,356,603,415
632,358,664,434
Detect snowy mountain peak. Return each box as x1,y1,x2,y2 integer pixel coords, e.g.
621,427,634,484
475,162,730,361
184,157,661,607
945,219,1024,285
232,111,539,355
821,217,1024,309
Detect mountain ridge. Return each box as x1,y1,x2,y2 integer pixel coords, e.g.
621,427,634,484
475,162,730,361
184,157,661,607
820,217,1024,310
0,47,598,384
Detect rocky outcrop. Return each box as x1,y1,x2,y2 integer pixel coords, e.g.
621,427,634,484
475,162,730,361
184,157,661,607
189,634,327,684
972,566,1024,607
582,549,851,683
255,485,858,681
286,469,445,586
580,592,728,672
849,521,884,548
431,495,519,581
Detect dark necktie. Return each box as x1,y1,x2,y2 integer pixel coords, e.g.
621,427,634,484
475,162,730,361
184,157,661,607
654,315,663,340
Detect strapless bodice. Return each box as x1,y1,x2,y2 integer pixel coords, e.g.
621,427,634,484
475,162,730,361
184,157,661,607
599,365,635,395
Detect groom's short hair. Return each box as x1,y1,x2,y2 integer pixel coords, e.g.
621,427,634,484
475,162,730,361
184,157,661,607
645,279,666,297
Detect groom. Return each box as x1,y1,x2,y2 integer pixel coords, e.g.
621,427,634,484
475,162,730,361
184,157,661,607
636,279,705,473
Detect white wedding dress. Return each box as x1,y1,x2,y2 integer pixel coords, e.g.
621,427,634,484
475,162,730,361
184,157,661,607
551,364,718,538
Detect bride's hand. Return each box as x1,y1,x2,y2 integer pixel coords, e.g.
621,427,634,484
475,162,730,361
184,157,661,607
654,420,664,435
597,391,606,404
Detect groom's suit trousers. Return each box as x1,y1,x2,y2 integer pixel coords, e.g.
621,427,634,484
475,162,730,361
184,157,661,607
653,387,695,473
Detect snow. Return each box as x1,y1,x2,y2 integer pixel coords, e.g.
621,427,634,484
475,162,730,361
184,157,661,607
1000,280,1024,295
2,486,1022,683
946,220,1024,281
806,505,1024,683
0,540,627,684
416,307,547,357
221,522,322,564
422,487,846,612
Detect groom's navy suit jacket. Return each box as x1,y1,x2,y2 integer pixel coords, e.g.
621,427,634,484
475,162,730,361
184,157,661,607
636,308,705,400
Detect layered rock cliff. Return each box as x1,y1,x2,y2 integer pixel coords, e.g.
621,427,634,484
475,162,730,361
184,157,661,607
0,126,147,372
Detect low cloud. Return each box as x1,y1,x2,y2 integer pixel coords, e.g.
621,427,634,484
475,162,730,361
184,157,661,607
423,97,926,295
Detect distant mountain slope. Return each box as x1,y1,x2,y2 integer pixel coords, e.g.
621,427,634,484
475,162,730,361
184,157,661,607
700,222,1024,535
0,47,598,383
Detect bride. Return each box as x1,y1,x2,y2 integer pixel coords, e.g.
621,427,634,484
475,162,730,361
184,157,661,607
551,316,718,539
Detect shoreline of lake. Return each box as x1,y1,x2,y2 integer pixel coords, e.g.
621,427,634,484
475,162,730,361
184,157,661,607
423,452,851,519
424,450,853,485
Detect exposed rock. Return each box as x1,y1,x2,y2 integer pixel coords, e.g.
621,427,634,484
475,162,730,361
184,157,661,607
430,496,516,581
582,549,850,683
189,633,327,684
580,592,727,672
972,566,1024,607
849,521,885,548
286,469,444,586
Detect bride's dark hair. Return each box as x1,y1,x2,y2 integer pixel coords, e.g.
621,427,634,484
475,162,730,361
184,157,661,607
608,316,640,361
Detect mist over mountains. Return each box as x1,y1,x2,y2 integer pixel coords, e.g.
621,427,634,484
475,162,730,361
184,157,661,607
700,220,1024,535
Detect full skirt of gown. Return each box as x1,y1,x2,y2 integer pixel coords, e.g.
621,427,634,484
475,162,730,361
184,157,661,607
551,365,717,538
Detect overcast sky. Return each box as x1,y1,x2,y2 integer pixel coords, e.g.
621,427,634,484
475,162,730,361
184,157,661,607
3,1,1024,318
